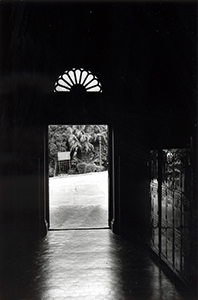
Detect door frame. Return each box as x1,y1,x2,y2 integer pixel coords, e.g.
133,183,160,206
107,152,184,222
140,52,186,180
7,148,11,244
44,124,116,231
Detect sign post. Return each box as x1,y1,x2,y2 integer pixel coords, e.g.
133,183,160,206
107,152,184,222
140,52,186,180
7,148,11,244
57,152,71,174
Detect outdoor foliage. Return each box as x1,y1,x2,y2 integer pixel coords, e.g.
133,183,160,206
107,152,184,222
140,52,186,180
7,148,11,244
48,125,108,176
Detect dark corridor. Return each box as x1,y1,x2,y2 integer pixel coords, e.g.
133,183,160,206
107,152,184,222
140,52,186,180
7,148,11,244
0,1,197,299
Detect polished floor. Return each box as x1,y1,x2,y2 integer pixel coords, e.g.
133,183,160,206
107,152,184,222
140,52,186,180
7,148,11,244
0,229,196,300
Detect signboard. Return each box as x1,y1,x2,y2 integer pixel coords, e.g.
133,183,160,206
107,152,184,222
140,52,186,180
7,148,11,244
58,152,70,161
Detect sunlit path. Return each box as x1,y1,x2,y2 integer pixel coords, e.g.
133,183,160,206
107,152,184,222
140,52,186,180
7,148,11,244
49,171,108,229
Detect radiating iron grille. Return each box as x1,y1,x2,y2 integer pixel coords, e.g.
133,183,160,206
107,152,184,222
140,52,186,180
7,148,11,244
54,68,102,93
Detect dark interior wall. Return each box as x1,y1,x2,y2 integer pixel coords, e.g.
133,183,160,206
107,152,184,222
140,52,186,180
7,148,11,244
0,2,197,241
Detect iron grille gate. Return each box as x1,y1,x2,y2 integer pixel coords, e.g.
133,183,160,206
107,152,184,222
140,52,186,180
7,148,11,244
149,149,192,286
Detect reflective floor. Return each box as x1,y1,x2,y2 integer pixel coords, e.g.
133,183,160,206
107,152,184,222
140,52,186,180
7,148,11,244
0,229,196,300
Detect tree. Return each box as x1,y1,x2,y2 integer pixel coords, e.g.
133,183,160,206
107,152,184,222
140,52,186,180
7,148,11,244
48,124,108,175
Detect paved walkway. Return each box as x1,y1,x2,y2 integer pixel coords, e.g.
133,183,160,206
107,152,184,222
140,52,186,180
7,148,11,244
49,171,108,229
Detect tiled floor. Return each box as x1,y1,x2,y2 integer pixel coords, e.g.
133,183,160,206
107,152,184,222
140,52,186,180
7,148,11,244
0,229,196,300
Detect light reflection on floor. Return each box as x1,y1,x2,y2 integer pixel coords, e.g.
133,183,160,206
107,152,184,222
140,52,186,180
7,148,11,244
12,229,193,300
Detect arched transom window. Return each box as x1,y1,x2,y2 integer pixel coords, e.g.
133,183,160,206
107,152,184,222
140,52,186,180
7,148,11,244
54,68,102,93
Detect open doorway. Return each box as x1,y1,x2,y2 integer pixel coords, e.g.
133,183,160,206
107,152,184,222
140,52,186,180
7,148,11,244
48,125,109,229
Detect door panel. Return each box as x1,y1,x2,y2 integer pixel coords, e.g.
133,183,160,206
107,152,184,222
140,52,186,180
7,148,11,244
149,148,193,286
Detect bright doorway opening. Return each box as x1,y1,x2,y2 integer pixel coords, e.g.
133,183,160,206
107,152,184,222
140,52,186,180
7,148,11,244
48,125,109,229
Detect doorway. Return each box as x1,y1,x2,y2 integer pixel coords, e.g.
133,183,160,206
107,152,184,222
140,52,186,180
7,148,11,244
48,124,109,229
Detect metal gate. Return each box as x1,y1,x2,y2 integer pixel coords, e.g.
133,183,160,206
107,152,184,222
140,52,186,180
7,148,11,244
149,148,193,286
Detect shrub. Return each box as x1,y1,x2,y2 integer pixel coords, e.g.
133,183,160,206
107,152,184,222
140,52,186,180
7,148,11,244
95,165,105,172
49,165,54,177
77,162,86,174
67,168,77,175
85,163,96,173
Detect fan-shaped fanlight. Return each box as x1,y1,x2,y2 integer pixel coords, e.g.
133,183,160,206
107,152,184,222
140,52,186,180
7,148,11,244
54,68,102,93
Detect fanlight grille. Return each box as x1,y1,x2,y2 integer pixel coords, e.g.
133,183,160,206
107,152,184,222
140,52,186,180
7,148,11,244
54,68,102,93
